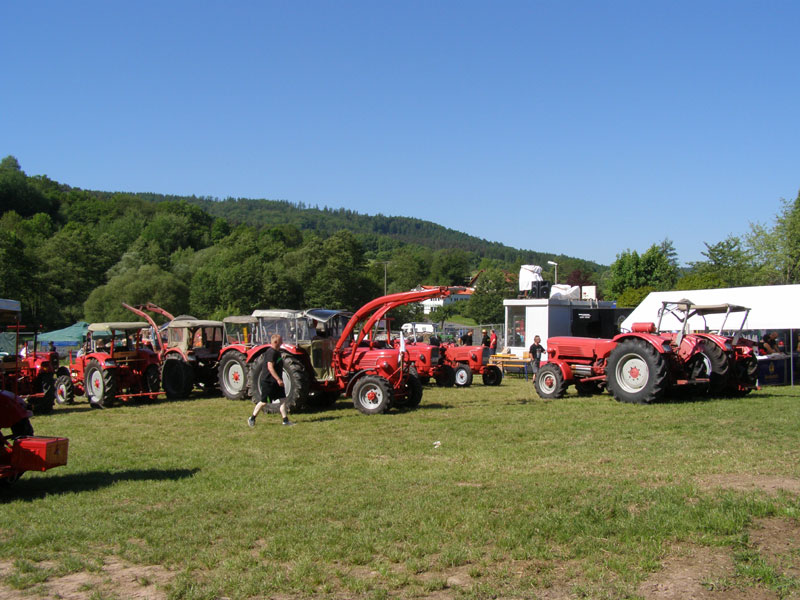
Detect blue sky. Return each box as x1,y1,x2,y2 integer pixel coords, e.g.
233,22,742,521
2,1,798,266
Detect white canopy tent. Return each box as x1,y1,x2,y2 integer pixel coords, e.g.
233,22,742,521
621,285,800,332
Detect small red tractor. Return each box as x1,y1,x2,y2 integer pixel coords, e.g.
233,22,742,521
403,341,456,387
535,307,712,404
0,299,57,415
55,322,161,408
217,288,451,414
440,343,503,387
1,389,68,487
653,301,758,396
123,303,225,399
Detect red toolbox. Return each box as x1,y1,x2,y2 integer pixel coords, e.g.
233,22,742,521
11,437,69,471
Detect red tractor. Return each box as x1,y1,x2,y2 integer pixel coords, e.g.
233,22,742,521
535,312,711,404
653,301,758,396
217,288,451,414
0,299,57,415
403,341,456,387
55,322,161,408
1,389,68,486
122,303,225,399
440,343,503,387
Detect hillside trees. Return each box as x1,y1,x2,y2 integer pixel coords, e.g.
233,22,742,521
467,267,516,324
608,240,679,305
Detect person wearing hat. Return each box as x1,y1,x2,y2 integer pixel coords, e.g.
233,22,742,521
481,329,490,347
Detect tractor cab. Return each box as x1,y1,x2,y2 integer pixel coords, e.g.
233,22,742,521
223,316,260,346
165,319,224,361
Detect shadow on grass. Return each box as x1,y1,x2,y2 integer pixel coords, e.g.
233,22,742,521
1,468,199,502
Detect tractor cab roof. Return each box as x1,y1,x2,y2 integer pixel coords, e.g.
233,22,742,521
223,315,258,324
166,319,223,329
251,309,304,319
88,322,150,333
661,300,750,315
305,308,353,323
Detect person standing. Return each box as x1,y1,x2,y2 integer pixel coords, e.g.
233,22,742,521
489,329,497,354
481,329,490,347
528,335,545,382
248,334,294,427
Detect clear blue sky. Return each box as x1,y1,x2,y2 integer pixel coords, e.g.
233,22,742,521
2,1,798,266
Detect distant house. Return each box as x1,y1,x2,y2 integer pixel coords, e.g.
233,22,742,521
413,285,473,315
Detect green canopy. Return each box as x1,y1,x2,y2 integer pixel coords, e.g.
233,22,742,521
0,332,16,355
38,322,89,345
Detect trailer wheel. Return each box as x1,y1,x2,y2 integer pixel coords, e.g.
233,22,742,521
535,364,567,399
454,364,473,387
55,374,75,405
85,360,116,408
251,354,310,412
434,365,455,387
606,339,667,404
702,343,730,396
218,352,248,400
481,365,503,386
352,375,393,415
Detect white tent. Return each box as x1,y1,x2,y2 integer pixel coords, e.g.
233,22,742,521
621,285,800,332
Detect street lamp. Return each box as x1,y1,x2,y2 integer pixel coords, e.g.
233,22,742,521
547,260,558,285
378,261,390,295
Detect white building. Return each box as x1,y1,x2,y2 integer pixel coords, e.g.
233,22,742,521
416,286,473,315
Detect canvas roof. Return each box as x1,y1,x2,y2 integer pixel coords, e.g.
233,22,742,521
621,285,800,332
38,321,89,344
88,321,150,333
167,319,223,329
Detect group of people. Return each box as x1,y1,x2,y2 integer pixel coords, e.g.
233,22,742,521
458,328,498,353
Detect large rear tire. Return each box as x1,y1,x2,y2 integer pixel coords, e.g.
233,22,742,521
481,365,503,386
352,375,393,415
218,351,248,400
251,353,311,412
606,339,667,404
454,364,473,387
30,374,55,414
729,355,758,396
535,364,567,399
55,374,75,405
85,359,116,408
703,342,731,396
434,365,455,387
162,358,190,399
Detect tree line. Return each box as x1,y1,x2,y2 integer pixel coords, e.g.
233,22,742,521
1,154,797,331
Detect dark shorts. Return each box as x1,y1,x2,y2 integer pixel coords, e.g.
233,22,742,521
264,379,287,403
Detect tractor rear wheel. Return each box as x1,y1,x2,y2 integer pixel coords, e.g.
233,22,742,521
30,374,55,414
251,354,311,412
535,364,567,399
162,358,192,399
434,365,455,387
606,339,667,404
729,356,758,396
454,364,473,387
481,365,503,386
352,375,393,415
218,351,248,400
85,360,116,408
703,343,730,396
55,374,75,405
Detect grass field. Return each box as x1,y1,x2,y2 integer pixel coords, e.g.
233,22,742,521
2,378,800,599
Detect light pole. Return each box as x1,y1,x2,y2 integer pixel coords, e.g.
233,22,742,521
378,261,390,295
547,260,558,285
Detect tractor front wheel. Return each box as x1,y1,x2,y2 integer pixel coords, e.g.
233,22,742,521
352,375,393,415
703,343,730,396
398,373,423,409
454,364,473,387
535,364,567,399
481,365,503,386
30,374,55,414
85,360,116,408
55,374,75,405
218,352,248,400
143,364,161,399
434,365,455,387
606,340,667,404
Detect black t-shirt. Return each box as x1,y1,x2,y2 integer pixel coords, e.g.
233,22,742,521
529,343,545,364
264,347,283,383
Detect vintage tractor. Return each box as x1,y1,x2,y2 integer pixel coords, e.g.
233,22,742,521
123,303,225,399
653,300,758,396
440,343,503,387
56,322,162,408
535,318,711,404
0,299,57,414
403,340,456,387
218,288,451,414
217,316,261,401
1,389,68,486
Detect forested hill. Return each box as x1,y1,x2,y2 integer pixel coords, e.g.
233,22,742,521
135,193,598,268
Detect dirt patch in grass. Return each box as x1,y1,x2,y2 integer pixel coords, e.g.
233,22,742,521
750,516,800,579
697,474,800,495
0,557,173,600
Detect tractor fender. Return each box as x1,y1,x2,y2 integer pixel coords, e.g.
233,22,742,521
611,333,671,354
56,365,71,378
344,369,375,397
164,349,189,363
542,359,575,383
692,333,729,352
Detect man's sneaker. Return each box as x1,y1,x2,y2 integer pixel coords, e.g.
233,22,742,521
271,399,281,404
247,416,256,428
282,420,295,426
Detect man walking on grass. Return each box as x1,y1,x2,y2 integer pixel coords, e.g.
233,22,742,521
248,334,294,427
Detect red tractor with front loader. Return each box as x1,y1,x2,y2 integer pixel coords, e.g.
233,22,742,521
123,303,225,399
1,389,68,487
535,307,712,404
217,288,451,414
56,322,161,408
0,299,57,415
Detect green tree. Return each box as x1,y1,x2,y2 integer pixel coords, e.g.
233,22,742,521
747,192,800,284
681,235,754,289
430,249,472,286
608,242,678,300
467,267,514,324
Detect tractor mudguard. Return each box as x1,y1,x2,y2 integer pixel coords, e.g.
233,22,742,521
344,370,372,397
611,333,671,354
543,359,574,383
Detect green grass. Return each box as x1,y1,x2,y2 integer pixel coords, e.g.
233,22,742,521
2,380,800,598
